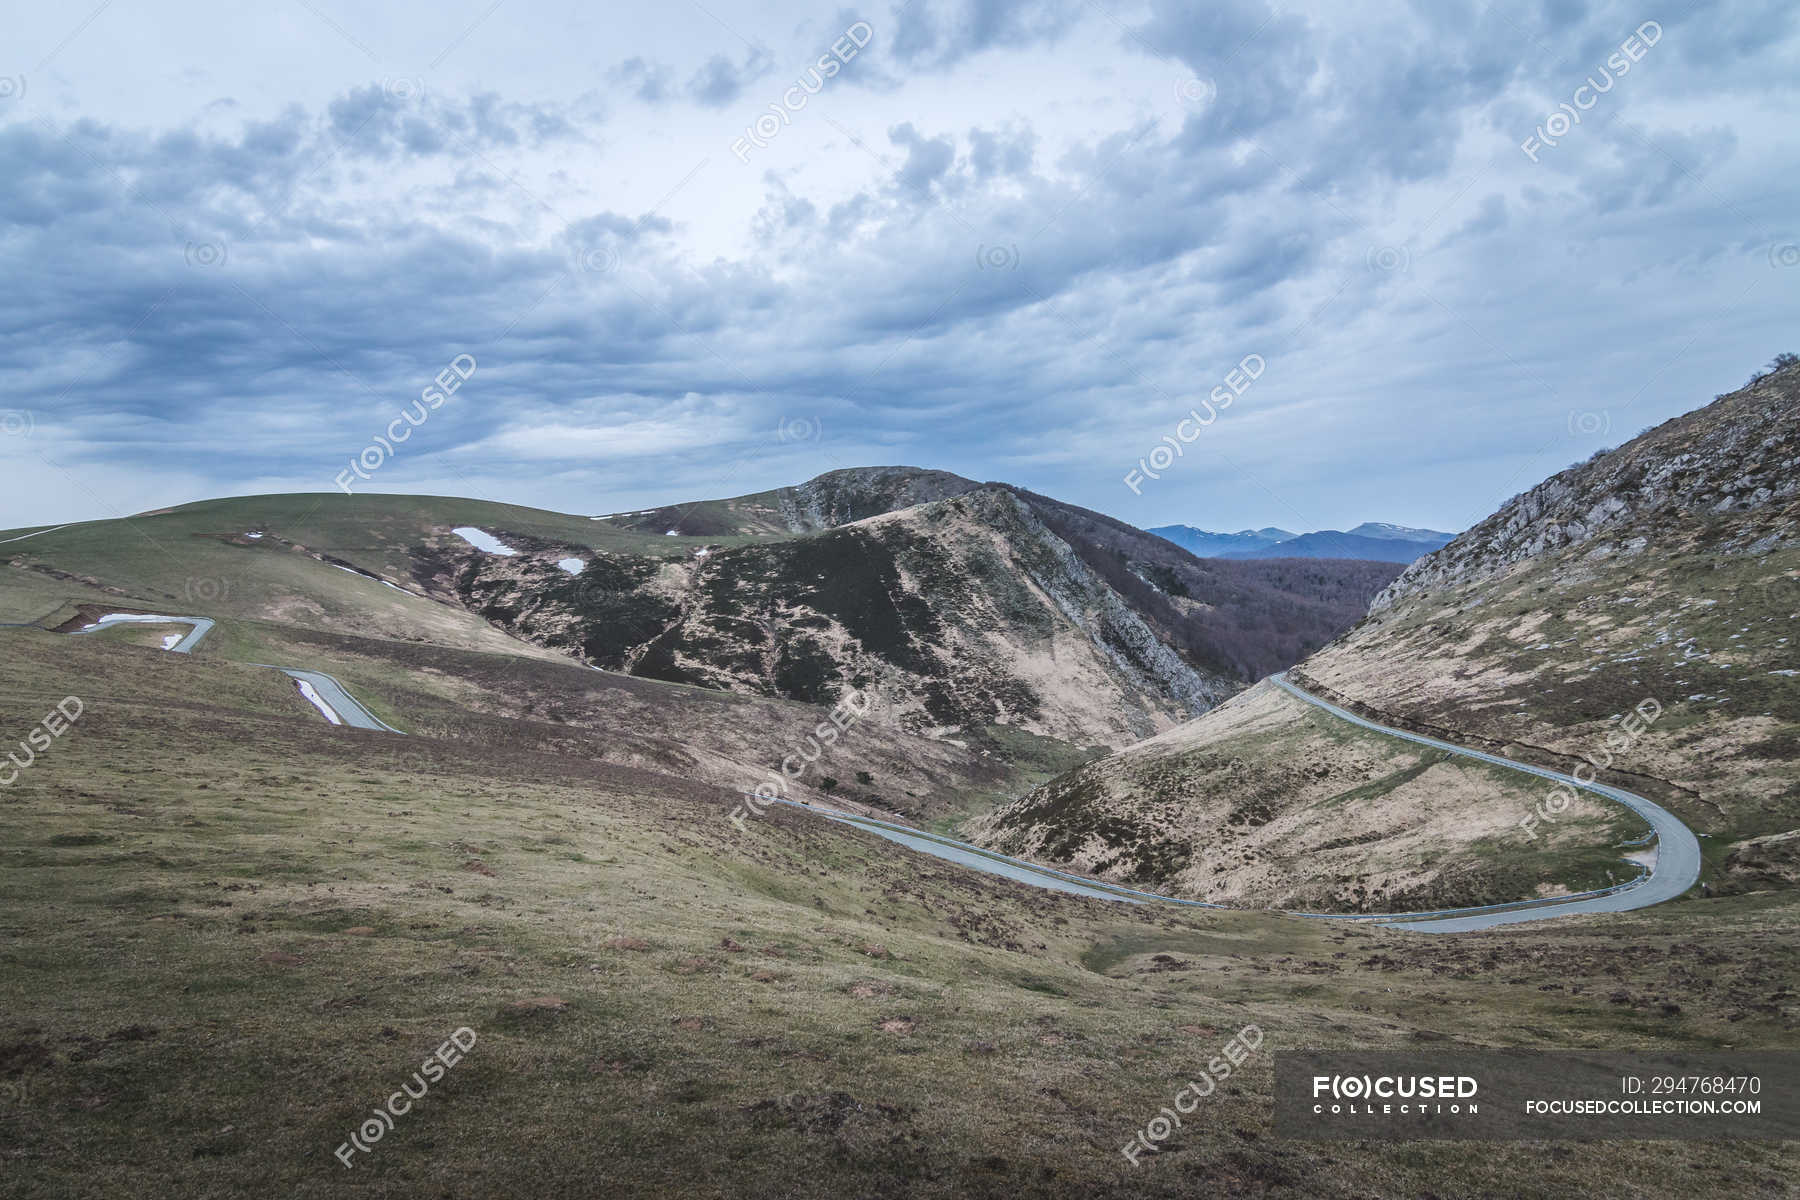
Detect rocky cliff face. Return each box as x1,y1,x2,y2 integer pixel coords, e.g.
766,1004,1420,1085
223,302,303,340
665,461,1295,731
1006,488,1403,681
1374,368,1800,612
442,483,1239,747
1301,364,1800,846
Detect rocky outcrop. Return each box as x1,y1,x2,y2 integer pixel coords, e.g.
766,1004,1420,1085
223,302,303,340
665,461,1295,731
774,467,981,532
1374,366,1800,612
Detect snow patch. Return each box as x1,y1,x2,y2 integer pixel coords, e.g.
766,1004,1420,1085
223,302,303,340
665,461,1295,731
159,633,182,650
557,557,584,575
453,527,518,555
245,532,263,539
84,613,190,634
294,678,344,725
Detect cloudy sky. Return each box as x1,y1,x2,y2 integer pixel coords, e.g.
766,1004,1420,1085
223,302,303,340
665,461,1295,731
3,0,1797,536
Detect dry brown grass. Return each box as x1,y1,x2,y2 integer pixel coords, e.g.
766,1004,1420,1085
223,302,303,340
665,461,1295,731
2,631,1797,1198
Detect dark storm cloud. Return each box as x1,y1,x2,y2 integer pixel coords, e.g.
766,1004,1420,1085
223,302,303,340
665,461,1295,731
2,0,1797,534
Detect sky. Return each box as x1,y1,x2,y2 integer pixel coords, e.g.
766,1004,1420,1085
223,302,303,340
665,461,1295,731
2,0,1797,537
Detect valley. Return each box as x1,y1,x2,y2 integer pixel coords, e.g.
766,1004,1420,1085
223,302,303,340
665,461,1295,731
1,618,1796,1198
2,367,1797,1198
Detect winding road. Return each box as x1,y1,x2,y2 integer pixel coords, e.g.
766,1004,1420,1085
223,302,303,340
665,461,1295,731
254,666,404,732
50,611,1702,931
67,613,401,732
73,612,216,653
758,675,1702,933
1269,673,1702,931
767,800,1173,904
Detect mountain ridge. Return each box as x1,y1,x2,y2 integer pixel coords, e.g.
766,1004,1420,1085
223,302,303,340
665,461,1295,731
1220,528,1454,562
970,363,1800,906
436,475,1400,746
1150,521,1454,563
1147,525,1296,557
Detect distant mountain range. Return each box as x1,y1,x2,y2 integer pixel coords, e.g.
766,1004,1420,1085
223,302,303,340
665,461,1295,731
1149,521,1454,563
1143,526,1296,557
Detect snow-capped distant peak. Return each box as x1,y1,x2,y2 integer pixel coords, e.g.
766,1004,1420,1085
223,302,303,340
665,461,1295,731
1344,521,1454,543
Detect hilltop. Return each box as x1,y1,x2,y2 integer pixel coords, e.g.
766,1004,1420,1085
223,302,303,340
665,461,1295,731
1,468,1402,820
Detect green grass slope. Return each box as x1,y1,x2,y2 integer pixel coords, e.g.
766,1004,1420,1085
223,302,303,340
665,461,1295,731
1,630,1796,1198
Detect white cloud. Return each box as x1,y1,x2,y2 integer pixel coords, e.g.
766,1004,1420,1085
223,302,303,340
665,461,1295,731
0,0,1796,535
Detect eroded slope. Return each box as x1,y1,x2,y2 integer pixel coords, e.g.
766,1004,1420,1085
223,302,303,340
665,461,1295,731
967,680,1636,911
448,487,1239,746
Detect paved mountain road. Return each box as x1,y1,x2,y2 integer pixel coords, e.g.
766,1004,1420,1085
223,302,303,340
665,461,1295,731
48,612,1701,932
72,612,216,653
1269,673,1701,932
65,613,401,733
759,676,1701,933
256,666,405,732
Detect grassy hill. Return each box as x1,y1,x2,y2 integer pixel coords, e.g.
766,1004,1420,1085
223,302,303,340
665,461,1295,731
5,472,1398,757
0,493,621,655
1,627,1796,1198
968,679,1643,911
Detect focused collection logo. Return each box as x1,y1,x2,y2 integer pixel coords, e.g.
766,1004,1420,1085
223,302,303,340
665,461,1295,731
1312,1074,1479,1116
1279,1048,1791,1140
